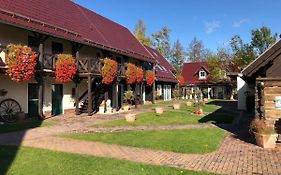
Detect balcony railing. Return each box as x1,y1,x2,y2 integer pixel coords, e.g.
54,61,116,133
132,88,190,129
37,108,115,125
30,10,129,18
78,57,102,74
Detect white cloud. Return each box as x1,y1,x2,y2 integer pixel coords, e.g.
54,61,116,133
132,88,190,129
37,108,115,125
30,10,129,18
204,21,220,34
233,18,248,28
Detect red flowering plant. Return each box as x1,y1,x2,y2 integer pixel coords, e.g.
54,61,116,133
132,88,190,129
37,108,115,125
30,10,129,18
55,54,77,83
6,44,37,83
101,58,118,85
178,75,185,86
125,63,137,85
145,70,155,86
135,67,144,84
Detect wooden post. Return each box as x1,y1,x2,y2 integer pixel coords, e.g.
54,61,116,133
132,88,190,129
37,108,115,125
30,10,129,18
112,81,119,110
152,64,156,104
38,43,44,119
87,76,92,116
104,91,108,112
75,50,80,115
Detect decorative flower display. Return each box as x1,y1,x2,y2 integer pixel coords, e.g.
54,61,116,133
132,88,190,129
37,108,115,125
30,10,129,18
135,67,144,83
145,70,155,86
55,54,77,83
101,58,118,85
125,63,137,85
177,75,185,86
6,44,37,83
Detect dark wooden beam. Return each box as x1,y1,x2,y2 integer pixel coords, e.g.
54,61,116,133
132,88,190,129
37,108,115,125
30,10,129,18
87,75,93,116
75,50,80,115
152,64,156,104
38,43,44,119
104,91,108,112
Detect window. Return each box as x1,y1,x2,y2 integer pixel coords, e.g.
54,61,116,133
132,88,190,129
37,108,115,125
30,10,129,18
199,70,206,79
52,42,63,54
28,36,39,52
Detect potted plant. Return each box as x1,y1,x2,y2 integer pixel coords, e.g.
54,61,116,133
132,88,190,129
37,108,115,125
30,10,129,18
194,101,204,115
125,113,136,122
123,90,134,111
155,107,163,114
250,118,278,149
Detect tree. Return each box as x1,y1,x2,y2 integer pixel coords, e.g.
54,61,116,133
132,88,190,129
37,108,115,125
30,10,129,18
186,37,210,62
207,55,225,83
171,40,186,74
229,35,257,71
133,19,151,46
151,27,172,60
251,26,277,55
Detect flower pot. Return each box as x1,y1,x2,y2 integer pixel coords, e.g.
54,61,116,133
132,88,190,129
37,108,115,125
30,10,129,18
123,105,130,111
254,132,278,149
186,101,192,106
173,104,180,110
155,107,163,114
125,113,136,123
203,98,209,103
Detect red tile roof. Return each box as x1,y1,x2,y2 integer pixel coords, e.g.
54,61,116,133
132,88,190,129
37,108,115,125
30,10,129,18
145,46,178,83
0,0,155,63
181,62,209,85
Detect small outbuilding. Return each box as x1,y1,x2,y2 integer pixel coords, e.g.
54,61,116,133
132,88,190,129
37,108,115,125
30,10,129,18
239,39,281,129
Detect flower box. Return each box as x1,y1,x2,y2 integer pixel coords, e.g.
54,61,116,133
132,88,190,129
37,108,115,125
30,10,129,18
173,104,180,110
254,132,278,149
155,107,163,114
186,101,192,106
125,113,136,123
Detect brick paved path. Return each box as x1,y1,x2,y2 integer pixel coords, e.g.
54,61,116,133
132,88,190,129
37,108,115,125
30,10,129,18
1,108,281,174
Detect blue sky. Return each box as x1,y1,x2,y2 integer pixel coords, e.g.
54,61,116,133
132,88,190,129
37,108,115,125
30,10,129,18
74,0,280,51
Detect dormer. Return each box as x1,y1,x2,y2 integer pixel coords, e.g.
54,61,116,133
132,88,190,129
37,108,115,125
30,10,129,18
199,70,207,80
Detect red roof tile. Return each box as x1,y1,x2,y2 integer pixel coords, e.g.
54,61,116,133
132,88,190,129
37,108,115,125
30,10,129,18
0,0,155,62
145,46,178,83
181,62,209,85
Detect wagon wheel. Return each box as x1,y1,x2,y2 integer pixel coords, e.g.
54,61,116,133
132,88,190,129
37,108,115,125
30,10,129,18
0,98,22,123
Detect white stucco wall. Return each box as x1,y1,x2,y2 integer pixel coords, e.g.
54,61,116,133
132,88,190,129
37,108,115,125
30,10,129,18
0,74,28,113
237,75,248,110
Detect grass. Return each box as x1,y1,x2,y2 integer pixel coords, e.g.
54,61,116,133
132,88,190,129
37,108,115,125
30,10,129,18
63,128,226,154
0,146,216,175
0,118,54,134
95,110,235,128
179,104,220,113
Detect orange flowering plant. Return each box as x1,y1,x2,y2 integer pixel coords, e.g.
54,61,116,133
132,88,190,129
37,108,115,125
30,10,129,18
177,75,185,86
101,58,118,85
145,70,155,86
135,67,144,83
55,54,77,83
125,63,137,84
6,44,37,83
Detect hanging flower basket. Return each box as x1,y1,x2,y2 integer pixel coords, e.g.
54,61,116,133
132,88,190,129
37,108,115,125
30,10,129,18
146,70,155,86
55,54,77,83
177,75,185,86
101,58,118,85
136,67,144,83
125,63,137,85
6,44,37,83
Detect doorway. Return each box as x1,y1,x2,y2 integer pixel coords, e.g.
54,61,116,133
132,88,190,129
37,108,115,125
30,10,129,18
28,83,39,117
52,84,63,116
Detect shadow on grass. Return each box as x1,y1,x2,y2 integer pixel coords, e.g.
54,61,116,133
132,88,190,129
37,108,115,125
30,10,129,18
199,100,255,144
0,117,43,174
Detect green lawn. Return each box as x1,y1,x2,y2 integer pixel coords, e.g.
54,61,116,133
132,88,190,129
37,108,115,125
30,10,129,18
0,118,54,134
0,146,216,175
95,110,235,128
63,128,226,154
